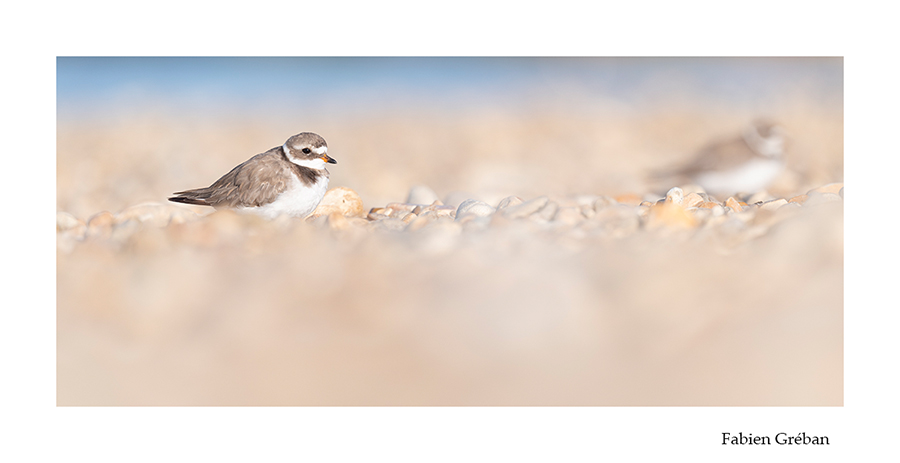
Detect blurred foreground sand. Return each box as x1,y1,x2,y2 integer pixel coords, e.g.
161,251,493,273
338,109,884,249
57,103,842,405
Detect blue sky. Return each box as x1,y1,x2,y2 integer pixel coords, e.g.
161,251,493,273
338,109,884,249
57,57,842,117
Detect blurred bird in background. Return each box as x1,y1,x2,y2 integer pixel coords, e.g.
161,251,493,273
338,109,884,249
649,120,787,197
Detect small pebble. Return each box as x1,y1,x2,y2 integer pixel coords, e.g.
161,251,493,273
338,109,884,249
416,200,447,213
385,204,417,219
57,211,82,230
367,207,390,221
682,192,704,209
759,198,788,211
312,187,365,218
429,205,457,218
385,203,419,214
665,187,684,205
456,199,496,219
86,211,115,240
496,196,524,210
725,197,744,213
788,194,808,205
502,196,549,219
808,183,843,195
57,212,86,240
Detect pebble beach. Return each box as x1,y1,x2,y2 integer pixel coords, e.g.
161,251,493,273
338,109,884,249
56,117,842,405
56,58,842,405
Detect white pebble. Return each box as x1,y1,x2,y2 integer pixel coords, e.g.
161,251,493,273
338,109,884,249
503,196,549,219
456,199,496,220
665,187,684,205
496,196,524,210
759,198,788,211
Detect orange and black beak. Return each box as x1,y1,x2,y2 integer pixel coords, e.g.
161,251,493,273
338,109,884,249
321,154,337,164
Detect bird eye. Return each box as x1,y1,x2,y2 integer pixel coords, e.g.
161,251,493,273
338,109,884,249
302,148,311,154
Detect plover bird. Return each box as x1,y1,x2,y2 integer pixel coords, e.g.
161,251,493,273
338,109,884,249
651,120,786,196
169,132,336,219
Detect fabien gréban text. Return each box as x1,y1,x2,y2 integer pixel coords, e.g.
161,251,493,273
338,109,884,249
722,432,829,445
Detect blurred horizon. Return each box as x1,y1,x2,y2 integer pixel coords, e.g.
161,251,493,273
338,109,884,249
57,57,843,119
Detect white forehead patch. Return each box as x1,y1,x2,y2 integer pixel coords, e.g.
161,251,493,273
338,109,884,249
313,145,327,155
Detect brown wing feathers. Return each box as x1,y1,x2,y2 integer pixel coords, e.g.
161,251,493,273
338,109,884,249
168,149,289,208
